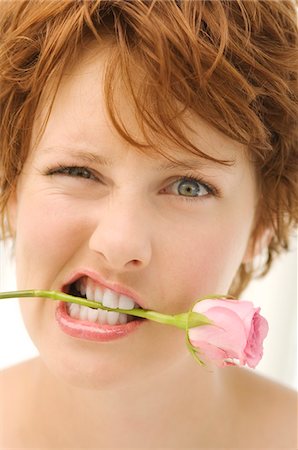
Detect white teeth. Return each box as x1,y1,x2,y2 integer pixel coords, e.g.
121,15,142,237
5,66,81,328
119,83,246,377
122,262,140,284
79,305,89,321
86,282,94,302
87,307,99,323
107,311,120,325
94,286,103,302
119,313,128,324
98,308,107,324
119,294,135,310
69,303,80,319
102,289,118,308
102,290,119,325
69,277,141,326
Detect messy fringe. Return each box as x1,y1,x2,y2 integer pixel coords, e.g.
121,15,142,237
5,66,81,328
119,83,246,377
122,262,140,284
0,0,297,296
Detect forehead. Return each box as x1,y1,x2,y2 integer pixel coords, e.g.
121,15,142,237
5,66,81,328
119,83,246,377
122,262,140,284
31,46,251,170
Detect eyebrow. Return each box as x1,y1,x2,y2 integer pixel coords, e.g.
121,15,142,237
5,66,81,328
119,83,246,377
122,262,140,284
156,158,234,171
39,146,235,171
39,147,113,167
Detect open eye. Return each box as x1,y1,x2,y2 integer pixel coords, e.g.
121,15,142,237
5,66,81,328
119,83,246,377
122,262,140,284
163,176,216,199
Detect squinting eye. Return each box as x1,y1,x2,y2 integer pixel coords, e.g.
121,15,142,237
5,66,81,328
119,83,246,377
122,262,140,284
169,177,213,198
45,165,98,181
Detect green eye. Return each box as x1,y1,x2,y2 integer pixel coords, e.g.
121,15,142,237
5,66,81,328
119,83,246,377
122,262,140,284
177,179,209,197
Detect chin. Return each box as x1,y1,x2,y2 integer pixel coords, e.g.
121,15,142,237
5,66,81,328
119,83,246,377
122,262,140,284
37,335,186,392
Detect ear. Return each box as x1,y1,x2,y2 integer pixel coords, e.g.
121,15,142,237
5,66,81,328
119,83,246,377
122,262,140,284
242,227,273,264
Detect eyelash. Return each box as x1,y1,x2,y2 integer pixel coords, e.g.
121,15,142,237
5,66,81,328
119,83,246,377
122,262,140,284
45,164,98,181
44,165,220,201
171,174,219,202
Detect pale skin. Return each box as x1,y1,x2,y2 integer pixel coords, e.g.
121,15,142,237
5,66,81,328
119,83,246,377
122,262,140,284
0,47,297,448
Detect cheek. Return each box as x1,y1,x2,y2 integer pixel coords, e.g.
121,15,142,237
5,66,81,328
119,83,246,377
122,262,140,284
164,217,251,300
13,192,91,288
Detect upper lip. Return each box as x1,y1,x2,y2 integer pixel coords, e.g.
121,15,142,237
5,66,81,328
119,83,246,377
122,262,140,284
61,268,146,309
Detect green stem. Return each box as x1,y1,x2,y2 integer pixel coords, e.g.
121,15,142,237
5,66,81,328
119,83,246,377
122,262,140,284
0,289,211,330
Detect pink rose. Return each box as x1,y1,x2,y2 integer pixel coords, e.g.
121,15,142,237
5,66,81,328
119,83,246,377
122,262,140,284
188,299,269,368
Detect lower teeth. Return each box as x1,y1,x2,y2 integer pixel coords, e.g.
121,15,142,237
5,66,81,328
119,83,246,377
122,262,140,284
67,302,134,325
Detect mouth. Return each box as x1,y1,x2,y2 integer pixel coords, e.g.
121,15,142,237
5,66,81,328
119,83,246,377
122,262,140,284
63,275,144,327
55,274,146,342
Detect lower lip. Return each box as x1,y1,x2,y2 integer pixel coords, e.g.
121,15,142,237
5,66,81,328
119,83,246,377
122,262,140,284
55,302,145,342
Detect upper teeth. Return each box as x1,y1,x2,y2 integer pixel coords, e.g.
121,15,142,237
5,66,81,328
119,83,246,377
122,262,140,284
67,277,140,326
77,277,138,310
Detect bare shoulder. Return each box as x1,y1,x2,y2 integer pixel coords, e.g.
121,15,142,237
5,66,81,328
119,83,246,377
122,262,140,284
223,368,297,448
0,358,39,448
0,357,39,409
0,357,37,393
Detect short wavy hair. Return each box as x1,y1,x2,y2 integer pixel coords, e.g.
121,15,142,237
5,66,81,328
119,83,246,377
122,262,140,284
0,0,297,296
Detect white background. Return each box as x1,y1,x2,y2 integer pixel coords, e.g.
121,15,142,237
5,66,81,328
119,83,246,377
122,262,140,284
0,236,297,390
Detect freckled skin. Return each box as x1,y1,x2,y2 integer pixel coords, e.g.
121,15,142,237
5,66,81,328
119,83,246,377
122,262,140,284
4,46,296,450
7,47,258,388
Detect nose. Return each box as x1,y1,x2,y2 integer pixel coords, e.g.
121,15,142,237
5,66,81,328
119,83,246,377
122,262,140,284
88,196,152,272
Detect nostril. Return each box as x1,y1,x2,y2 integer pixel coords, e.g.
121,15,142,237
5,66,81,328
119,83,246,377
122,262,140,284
130,259,142,267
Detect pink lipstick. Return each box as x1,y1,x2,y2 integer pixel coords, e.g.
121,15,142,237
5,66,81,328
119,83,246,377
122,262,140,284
55,301,145,342
55,268,147,342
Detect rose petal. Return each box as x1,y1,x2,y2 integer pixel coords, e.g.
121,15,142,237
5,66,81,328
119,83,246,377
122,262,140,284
189,298,269,368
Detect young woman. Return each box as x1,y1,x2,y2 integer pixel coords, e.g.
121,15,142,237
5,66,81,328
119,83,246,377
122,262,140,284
0,1,297,448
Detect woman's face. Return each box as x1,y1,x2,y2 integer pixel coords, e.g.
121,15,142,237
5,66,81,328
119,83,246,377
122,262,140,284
9,48,257,389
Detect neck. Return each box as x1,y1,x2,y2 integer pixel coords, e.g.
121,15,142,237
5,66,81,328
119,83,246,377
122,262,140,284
29,356,223,447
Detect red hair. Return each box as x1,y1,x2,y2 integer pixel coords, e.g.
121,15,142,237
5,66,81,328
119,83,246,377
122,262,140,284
0,0,297,295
